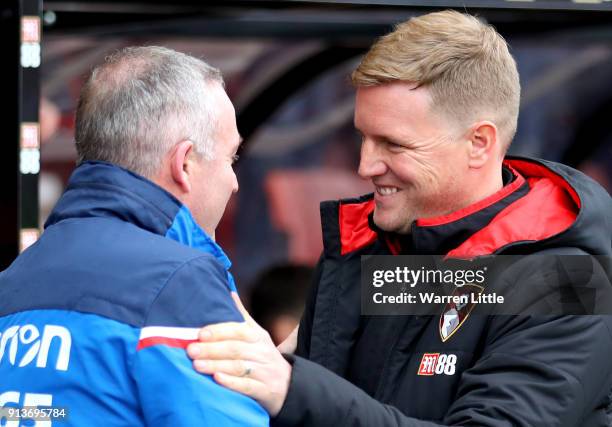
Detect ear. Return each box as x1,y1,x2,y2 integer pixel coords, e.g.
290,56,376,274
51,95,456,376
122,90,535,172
170,140,195,193
467,121,498,169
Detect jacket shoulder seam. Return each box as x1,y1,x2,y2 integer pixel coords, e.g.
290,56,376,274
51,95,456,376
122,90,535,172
141,253,221,327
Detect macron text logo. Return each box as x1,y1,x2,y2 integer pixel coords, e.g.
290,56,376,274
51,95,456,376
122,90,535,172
0,324,72,371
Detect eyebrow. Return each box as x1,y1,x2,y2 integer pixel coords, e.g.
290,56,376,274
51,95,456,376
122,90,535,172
354,124,396,140
356,129,404,142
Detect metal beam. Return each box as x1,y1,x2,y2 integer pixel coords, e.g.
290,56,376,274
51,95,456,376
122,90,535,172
43,0,612,13
0,0,41,269
19,0,42,254
0,0,20,269
40,0,612,36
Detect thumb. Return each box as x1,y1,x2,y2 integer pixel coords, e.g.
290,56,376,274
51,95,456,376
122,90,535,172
277,325,298,354
231,292,255,325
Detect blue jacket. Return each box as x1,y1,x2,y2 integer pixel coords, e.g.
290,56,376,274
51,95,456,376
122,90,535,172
0,161,269,426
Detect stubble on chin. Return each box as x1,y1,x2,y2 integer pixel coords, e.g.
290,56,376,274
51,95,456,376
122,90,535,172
373,209,414,235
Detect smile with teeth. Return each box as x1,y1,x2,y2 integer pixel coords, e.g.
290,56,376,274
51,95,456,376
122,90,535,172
376,186,399,196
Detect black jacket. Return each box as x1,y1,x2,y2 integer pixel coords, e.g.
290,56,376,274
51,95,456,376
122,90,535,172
273,157,612,427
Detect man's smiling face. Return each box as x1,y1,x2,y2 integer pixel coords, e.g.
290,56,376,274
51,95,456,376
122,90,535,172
355,82,472,234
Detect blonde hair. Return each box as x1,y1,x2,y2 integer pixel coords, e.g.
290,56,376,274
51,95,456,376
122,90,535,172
352,10,520,148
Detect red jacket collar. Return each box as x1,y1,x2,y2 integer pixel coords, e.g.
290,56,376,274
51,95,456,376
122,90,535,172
338,159,580,258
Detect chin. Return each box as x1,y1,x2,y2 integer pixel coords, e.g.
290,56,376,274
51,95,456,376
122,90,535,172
373,212,411,234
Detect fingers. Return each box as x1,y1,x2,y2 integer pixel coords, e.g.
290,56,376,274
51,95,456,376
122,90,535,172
189,339,294,417
187,340,266,363
198,321,257,343
194,359,255,378
213,372,266,402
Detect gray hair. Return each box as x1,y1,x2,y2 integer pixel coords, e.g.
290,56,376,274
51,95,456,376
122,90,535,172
75,46,224,178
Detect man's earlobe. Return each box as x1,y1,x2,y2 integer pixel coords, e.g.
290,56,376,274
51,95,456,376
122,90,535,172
468,121,497,168
170,140,194,193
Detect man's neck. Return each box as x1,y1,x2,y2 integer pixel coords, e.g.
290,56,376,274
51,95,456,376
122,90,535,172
463,165,505,210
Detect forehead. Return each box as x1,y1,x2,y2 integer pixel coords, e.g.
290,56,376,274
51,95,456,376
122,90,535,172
354,82,441,138
211,84,241,147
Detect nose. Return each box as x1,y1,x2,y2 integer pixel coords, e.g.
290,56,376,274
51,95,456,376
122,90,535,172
358,139,387,179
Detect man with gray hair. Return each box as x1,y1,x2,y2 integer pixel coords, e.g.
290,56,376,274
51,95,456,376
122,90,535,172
0,46,268,426
187,10,612,426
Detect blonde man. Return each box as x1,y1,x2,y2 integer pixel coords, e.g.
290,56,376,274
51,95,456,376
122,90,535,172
187,11,612,426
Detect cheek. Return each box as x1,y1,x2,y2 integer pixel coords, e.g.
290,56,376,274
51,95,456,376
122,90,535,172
392,154,439,188
421,145,465,186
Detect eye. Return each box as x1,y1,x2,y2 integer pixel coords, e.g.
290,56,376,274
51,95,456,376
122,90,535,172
232,154,240,164
386,140,404,150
